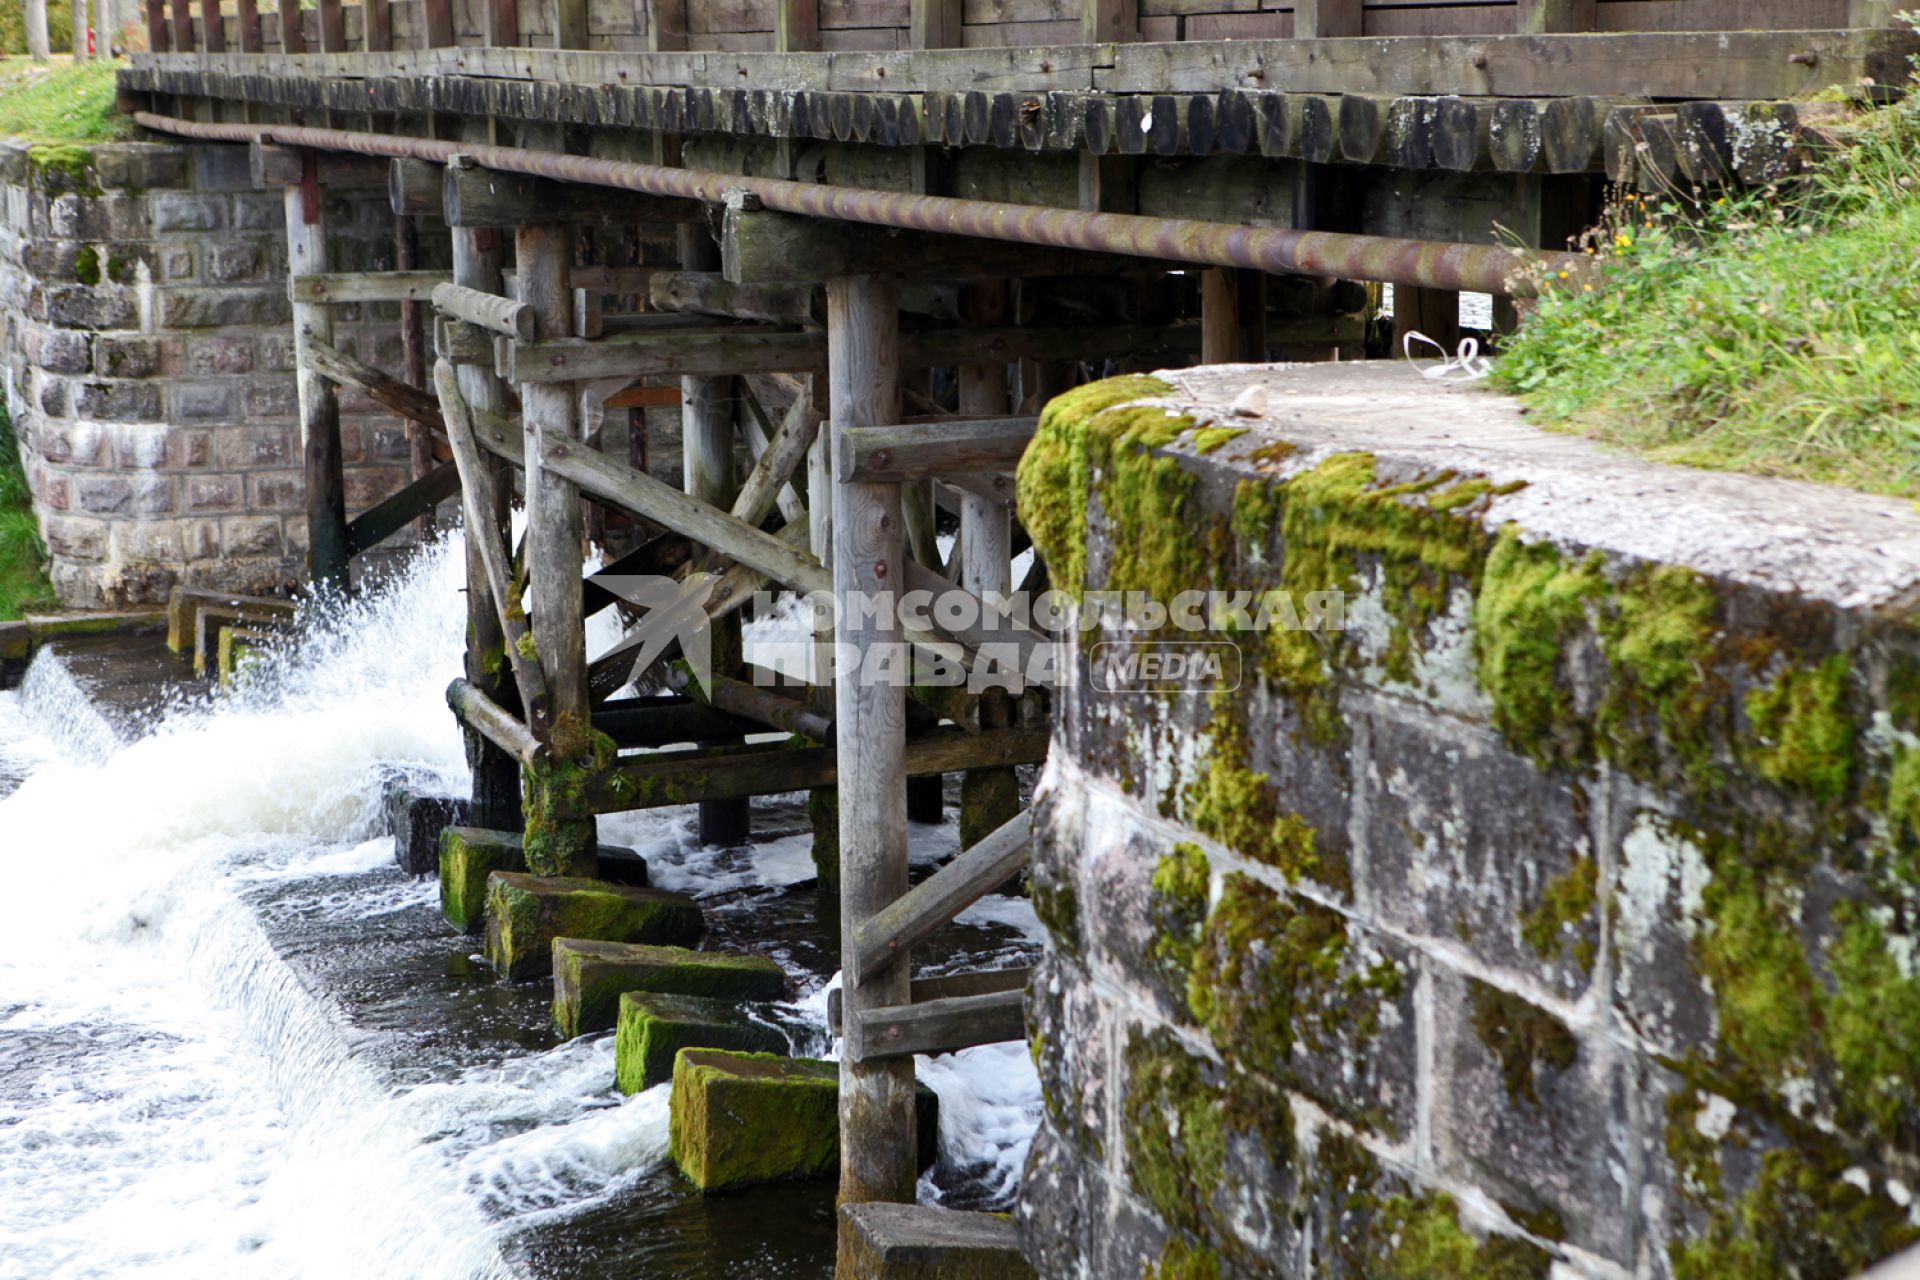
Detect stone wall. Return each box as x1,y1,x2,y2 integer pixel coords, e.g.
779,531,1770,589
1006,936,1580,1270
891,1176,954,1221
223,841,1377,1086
0,138,429,607
1014,364,1920,1279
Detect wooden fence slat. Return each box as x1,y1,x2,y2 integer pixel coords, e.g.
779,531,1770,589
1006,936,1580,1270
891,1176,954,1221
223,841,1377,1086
1295,0,1360,37
318,0,347,50
237,0,261,49
366,0,393,48
777,0,820,49
422,0,455,46
1518,0,1594,31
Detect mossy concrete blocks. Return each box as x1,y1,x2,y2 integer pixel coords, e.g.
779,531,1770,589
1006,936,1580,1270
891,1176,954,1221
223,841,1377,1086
836,1203,1035,1280
483,873,702,982
439,826,649,934
552,939,788,1039
668,1050,938,1193
614,991,788,1093
382,773,469,877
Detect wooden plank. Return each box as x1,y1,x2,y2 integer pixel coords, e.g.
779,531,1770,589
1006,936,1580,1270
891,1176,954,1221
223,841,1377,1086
849,809,1029,984
444,157,703,227
650,0,690,49
846,988,1026,1060
838,417,1035,482
389,159,444,217
293,270,451,304
650,272,820,324
1079,0,1136,44
199,0,226,51
365,0,393,49
778,0,820,49
828,966,1030,1033
1294,0,1360,38
147,0,171,53
557,0,589,45
344,460,461,555
1517,0,1594,31
171,0,195,51
735,387,820,527
285,171,345,588
422,0,455,44
236,0,261,50
485,0,521,45
303,335,443,428
434,281,534,339
317,0,346,50
1200,266,1264,363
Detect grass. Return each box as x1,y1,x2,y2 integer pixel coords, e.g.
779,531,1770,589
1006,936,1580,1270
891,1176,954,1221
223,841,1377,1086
0,57,132,143
1492,88,1920,500
0,400,56,621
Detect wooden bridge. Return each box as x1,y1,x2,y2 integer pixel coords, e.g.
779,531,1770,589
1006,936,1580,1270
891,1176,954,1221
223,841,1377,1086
112,0,1916,1265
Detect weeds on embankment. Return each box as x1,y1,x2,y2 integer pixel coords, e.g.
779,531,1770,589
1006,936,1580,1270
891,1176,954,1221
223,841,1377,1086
0,58,131,143
0,401,55,621
1494,87,1920,500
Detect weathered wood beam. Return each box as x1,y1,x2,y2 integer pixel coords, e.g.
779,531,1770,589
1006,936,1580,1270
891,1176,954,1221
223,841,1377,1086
446,677,544,767
839,418,1035,484
444,155,702,227
285,166,346,590
594,694,761,747
303,335,442,433
433,281,533,340
848,809,1030,986
738,383,810,526
251,140,387,190
343,460,460,555
292,270,449,305
671,666,835,744
1517,0,1594,33
389,157,444,217
827,967,1031,1035
648,272,820,325
1293,0,1360,38
734,386,819,529
845,989,1027,1061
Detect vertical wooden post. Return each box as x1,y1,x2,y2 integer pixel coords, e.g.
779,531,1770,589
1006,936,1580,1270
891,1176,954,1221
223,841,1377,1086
1201,268,1267,364
278,0,302,52
285,156,349,591
680,227,752,847
555,0,587,47
1394,287,1460,357
807,365,836,889
1294,0,1360,37
396,212,430,538
170,0,193,52
483,0,518,46
317,0,345,50
146,0,169,51
1079,0,1135,45
72,0,89,58
195,0,221,50
647,0,687,50
237,0,261,50
517,220,597,875
421,0,454,46
957,279,1018,852
453,221,523,833
364,0,391,49
911,0,962,49
1516,0,1594,31
830,273,917,1209
776,0,816,51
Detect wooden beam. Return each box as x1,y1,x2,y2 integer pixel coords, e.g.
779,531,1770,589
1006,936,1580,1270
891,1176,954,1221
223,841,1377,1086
302,335,442,431
443,158,702,228
737,383,810,526
649,272,819,325
446,677,545,767
1294,0,1360,38
292,271,449,305
286,163,345,589
848,810,1030,985
198,0,224,51
555,0,587,48
673,668,835,743
389,158,443,218
911,0,962,51
1201,267,1266,364
344,460,460,555
1080,0,1137,45
846,989,1027,1061
421,0,454,47
433,282,533,340
647,0,687,51
364,0,391,50
734,387,820,529
170,0,194,52
828,967,1031,1035
1517,0,1593,32
838,418,1034,484
595,694,761,748
251,141,389,190
776,0,817,52
316,0,344,52
146,0,170,54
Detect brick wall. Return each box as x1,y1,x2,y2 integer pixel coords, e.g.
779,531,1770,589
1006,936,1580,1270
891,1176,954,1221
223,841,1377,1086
0,139,430,607
1014,365,1920,1278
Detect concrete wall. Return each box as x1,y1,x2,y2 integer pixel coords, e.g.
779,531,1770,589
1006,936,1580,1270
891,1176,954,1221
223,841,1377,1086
1014,364,1920,1279
0,139,427,607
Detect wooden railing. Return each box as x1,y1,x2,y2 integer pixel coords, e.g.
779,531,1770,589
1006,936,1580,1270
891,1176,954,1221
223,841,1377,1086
145,0,1897,56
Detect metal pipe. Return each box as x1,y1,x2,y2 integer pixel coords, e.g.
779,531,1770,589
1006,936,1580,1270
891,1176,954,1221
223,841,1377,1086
134,111,1591,296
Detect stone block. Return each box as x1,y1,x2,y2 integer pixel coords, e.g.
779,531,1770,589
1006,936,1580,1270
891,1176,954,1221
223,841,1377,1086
187,475,244,514
371,426,412,461
163,247,194,281
33,421,107,466
186,334,254,376
553,939,787,1039
248,472,305,513
94,336,162,379
438,827,655,935
190,145,255,192
836,1203,1037,1280
231,192,282,230
244,381,298,418
130,475,175,516
35,328,91,374
74,474,133,513
484,873,703,982
166,430,212,469
382,778,470,877
46,285,136,331
667,1050,938,1193
94,146,188,191
221,517,282,558
344,466,405,511
49,194,149,240
114,521,184,564
75,381,162,423
38,376,69,418
615,991,788,1093
160,287,289,330
33,470,69,511
151,191,226,232
170,382,235,422
214,425,292,469
206,242,264,284
42,515,105,562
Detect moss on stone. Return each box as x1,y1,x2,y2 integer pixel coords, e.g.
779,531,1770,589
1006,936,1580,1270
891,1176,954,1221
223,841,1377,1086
1888,747,1920,857
1374,1192,1553,1280
73,244,100,287
1122,1026,1233,1238
522,718,617,877
552,939,787,1039
1669,1146,1920,1280
1466,980,1577,1108
1190,426,1247,455
1693,858,1820,1085
1822,903,1920,1141
1519,856,1599,974
1185,699,1345,893
28,144,98,194
439,825,527,935
484,872,704,982
1597,563,1723,786
1473,527,1605,769
615,990,787,1093
1144,1236,1222,1280
1744,655,1855,802
1148,841,1211,993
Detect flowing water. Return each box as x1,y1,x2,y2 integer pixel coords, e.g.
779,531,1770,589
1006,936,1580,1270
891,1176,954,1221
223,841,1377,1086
0,536,1043,1280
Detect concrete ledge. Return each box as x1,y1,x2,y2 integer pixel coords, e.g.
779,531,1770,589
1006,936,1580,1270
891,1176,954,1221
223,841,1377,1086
438,826,648,934
837,1203,1035,1280
614,991,787,1093
552,939,787,1039
484,872,702,982
383,776,469,877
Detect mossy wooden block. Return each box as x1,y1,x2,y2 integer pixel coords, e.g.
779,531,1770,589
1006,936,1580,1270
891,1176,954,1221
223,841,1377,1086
439,828,649,935
668,1050,938,1193
553,939,788,1039
615,991,788,1093
484,873,703,982
835,1203,1036,1280
0,621,29,662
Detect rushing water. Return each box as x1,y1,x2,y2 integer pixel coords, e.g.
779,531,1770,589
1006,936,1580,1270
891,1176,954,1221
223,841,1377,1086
0,535,1042,1280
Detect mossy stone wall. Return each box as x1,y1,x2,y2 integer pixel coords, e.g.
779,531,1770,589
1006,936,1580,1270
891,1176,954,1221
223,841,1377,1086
1014,364,1920,1279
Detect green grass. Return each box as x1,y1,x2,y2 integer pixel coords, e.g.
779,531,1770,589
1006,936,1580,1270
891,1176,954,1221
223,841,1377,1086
0,400,56,621
1493,91,1920,500
0,58,132,144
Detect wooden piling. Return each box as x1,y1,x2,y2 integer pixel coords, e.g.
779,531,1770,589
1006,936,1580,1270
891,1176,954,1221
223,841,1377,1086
283,154,349,591
829,274,918,1208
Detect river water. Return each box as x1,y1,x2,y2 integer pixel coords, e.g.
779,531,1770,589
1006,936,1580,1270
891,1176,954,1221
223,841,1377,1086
0,536,1042,1280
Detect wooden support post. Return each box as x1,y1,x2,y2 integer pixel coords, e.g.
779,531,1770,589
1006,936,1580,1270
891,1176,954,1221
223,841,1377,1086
195,0,222,52
277,0,301,52
1294,0,1360,37
316,0,344,52
518,222,596,874
830,274,916,1208
850,810,1030,984
911,0,961,49
170,0,193,52
1079,0,1135,45
364,0,391,50
421,0,454,47
395,214,430,540
146,0,169,52
237,0,260,50
647,0,687,51
555,0,587,48
1200,268,1267,364
1517,0,1594,31
681,226,750,847
284,157,348,591
1394,286,1461,357
776,0,817,51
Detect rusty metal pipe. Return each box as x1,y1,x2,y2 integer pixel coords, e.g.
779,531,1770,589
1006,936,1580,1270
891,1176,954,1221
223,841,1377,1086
135,111,1591,296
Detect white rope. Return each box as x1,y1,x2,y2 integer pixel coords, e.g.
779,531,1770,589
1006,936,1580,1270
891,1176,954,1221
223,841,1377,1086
1400,329,1492,383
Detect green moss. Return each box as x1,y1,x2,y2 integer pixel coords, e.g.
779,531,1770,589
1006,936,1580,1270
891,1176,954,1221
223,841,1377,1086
522,718,616,877
1148,841,1211,993
438,825,526,935
1123,1026,1233,1237
484,872,705,982
1670,1146,1920,1280
1598,564,1723,785
1744,655,1855,802
1473,526,1606,769
670,1051,840,1191
1888,747,1920,869
1190,426,1247,455
1695,856,1820,1086
72,243,99,286
1822,903,1920,1140
553,939,786,1039
26,142,96,192
1031,861,1080,956
1467,980,1577,1108
1144,1236,1222,1280
615,991,786,1093
1185,697,1344,892
1374,1192,1553,1280
515,629,539,661
1519,856,1599,973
